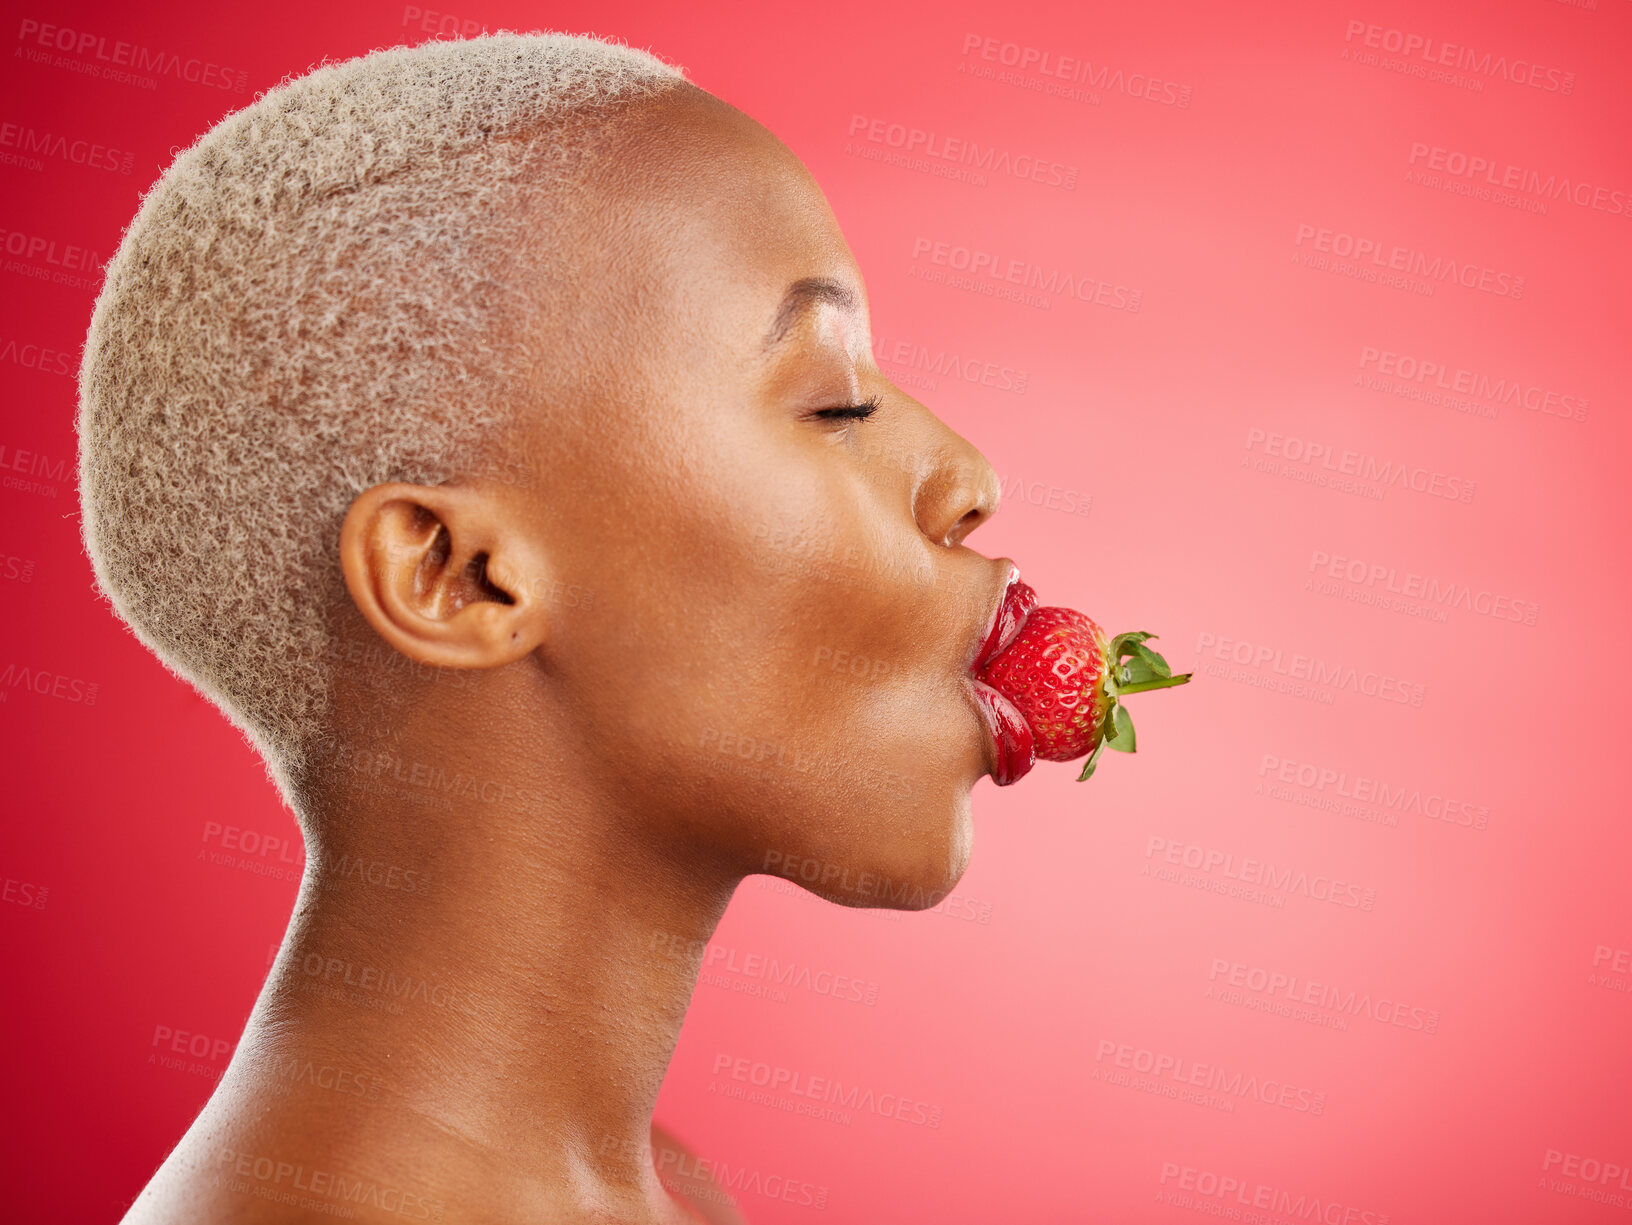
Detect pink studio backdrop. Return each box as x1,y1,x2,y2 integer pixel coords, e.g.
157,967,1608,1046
2,0,1628,1221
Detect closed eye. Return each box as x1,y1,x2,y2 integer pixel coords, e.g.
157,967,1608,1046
810,393,882,422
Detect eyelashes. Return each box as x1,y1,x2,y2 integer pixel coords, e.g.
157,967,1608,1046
810,393,882,422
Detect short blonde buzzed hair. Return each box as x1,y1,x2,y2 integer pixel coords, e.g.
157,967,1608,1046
76,31,688,811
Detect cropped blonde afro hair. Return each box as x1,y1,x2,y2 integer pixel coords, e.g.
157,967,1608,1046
77,31,688,810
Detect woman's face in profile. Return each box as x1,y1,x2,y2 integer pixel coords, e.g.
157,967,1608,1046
505,83,1010,906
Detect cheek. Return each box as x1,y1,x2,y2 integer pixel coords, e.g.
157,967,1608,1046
553,408,976,829
549,426,849,756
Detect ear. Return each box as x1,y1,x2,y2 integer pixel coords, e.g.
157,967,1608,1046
338,482,551,669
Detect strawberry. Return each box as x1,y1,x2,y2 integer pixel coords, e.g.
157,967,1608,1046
976,584,1192,782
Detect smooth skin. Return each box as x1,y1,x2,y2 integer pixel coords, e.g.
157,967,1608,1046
122,81,1011,1224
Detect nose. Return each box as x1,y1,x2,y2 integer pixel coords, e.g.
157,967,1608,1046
912,427,1002,549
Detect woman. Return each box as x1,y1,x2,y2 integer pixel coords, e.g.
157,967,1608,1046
80,29,1019,1224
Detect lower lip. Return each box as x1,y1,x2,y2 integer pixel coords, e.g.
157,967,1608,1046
970,679,1034,786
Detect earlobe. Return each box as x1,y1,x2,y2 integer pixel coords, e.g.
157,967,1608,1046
338,481,550,670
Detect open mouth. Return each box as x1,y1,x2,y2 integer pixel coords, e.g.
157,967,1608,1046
969,563,1037,785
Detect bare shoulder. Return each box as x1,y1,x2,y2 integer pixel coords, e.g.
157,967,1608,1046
650,1121,750,1225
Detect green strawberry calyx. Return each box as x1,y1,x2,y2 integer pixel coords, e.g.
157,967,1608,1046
1076,631,1194,782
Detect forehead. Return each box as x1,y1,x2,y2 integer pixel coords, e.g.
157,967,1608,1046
573,85,866,365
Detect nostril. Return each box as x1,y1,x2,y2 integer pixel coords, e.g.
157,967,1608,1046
946,507,984,547
912,447,1000,547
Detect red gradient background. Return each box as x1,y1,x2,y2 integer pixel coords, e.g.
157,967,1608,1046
2,1,1629,1221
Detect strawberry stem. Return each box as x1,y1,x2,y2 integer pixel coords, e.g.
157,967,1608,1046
1115,672,1193,696
1074,632,1194,783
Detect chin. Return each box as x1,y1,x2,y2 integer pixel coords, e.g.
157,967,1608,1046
774,784,974,913
889,798,975,912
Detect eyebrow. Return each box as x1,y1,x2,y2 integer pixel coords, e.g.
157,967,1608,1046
761,276,861,351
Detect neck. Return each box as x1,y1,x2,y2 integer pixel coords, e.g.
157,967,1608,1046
225,742,740,1221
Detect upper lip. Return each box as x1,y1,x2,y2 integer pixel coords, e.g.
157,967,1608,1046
970,561,1025,674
